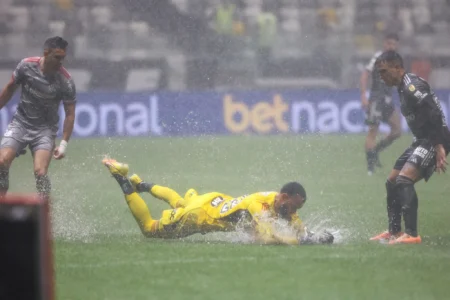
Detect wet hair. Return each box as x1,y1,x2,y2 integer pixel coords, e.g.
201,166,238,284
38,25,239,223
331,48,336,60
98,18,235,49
44,36,68,50
376,50,404,68
385,32,399,42
280,182,307,201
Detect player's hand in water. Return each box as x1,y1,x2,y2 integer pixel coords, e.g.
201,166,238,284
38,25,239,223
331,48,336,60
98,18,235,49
435,144,448,174
317,230,334,244
300,229,334,245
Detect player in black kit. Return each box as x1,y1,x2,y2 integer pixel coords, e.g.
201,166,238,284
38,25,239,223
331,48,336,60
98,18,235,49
360,33,402,175
370,51,449,244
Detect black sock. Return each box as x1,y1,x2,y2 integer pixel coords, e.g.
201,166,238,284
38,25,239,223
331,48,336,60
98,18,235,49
396,175,418,237
375,136,395,153
366,150,376,170
35,174,51,199
386,179,401,234
112,174,134,195
0,168,9,196
136,182,154,193
35,174,51,201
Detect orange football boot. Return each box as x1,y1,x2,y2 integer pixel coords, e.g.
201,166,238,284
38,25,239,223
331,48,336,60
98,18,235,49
388,233,422,245
370,230,403,241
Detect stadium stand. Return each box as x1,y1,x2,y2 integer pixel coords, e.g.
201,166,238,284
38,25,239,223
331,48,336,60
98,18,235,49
0,0,449,90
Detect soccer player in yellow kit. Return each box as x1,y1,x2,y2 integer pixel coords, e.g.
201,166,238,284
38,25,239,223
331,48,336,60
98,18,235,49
102,158,333,245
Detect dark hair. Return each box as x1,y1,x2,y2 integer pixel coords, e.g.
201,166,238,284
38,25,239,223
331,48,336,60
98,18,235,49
44,36,68,50
280,182,307,200
385,32,399,41
376,50,404,68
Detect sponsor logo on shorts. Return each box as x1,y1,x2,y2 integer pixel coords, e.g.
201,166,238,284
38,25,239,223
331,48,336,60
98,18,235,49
413,147,428,158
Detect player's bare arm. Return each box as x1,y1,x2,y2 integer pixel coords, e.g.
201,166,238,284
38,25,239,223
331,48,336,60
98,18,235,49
249,213,299,246
435,144,447,174
0,78,19,110
359,70,369,110
54,101,76,160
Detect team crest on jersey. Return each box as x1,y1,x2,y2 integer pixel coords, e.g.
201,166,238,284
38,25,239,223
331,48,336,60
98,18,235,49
211,196,224,207
408,84,415,92
262,203,270,211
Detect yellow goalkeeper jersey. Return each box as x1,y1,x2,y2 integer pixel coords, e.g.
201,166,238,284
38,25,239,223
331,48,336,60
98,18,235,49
157,191,305,244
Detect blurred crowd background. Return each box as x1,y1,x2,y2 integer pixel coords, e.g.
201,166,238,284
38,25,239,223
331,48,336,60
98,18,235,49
0,0,449,91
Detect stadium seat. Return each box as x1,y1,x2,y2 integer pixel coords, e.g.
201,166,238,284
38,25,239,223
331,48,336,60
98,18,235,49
1,0,449,88
171,0,189,13
5,33,28,59
90,6,111,25
108,22,128,60
126,69,162,92
8,6,29,33
48,21,66,37
68,69,92,92
429,68,450,89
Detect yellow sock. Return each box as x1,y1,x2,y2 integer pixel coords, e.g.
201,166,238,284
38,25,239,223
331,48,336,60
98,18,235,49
124,193,159,235
150,185,185,208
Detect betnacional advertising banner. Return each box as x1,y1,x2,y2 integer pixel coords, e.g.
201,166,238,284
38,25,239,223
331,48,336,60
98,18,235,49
1,90,449,137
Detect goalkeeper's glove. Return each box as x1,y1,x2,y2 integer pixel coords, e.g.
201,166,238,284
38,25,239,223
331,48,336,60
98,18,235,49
300,229,334,245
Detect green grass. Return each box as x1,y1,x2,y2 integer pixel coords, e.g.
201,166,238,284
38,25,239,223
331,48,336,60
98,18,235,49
9,135,450,300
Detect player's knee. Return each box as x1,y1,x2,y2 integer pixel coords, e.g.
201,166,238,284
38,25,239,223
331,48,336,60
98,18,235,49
390,129,402,140
387,171,399,184
142,220,160,238
0,155,12,169
385,179,396,192
34,167,48,178
367,127,378,139
0,160,9,170
396,175,414,186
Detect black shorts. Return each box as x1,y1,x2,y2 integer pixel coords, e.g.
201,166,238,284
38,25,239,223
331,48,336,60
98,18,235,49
393,139,436,182
365,97,395,126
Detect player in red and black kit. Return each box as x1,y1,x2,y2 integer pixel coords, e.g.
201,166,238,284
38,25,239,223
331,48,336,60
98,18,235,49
370,51,450,244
